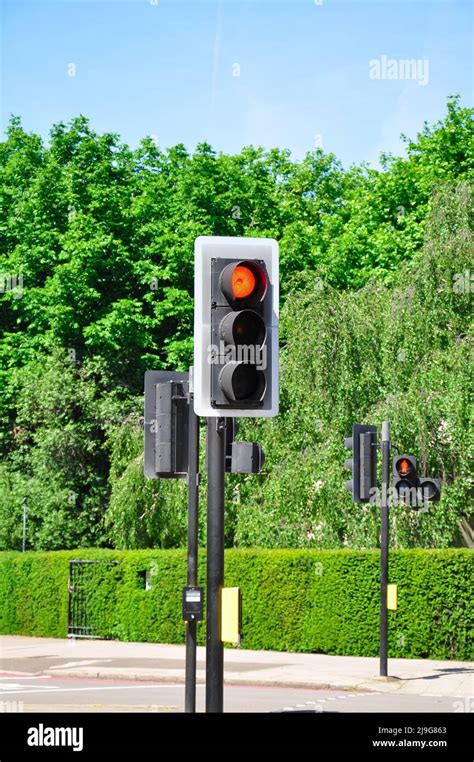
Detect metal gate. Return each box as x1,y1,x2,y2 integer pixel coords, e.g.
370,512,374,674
67,559,120,639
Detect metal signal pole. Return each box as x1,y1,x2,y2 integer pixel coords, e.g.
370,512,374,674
22,497,27,552
380,420,391,677
205,416,226,713
184,369,200,713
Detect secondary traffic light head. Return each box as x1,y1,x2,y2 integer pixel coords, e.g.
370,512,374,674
343,424,377,503
194,236,278,417
392,454,441,508
144,370,189,479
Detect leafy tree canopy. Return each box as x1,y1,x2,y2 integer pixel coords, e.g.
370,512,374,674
0,96,472,550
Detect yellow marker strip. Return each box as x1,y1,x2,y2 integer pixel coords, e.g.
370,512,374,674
387,583,398,611
220,587,241,645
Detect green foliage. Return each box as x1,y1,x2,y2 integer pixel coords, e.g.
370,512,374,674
0,548,472,660
105,415,189,549
0,98,472,550
234,182,473,549
0,346,146,549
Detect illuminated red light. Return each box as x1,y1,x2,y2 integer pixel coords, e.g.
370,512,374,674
231,266,256,299
399,458,411,476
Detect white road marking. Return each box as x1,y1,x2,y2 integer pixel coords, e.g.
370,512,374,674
0,684,190,696
50,660,113,668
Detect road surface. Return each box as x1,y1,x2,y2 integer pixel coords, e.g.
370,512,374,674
0,675,463,713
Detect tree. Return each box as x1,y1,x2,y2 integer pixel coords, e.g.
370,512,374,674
0,98,472,549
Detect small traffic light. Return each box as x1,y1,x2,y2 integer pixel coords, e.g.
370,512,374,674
144,370,189,478
344,424,377,503
229,442,265,474
393,455,442,508
194,236,278,417
221,417,265,474
392,454,418,506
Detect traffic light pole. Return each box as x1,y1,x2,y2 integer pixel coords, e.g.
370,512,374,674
22,496,27,552
205,416,226,712
380,420,391,677
185,371,200,713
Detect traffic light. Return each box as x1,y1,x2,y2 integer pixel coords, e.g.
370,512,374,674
343,424,377,503
393,455,442,508
194,236,278,417
222,418,265,474
144,370,189,479
392,454,418,506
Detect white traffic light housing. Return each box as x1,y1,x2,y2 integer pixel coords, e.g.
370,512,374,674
193,236,279,417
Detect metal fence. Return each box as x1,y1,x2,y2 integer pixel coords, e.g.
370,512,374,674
67,559,120,639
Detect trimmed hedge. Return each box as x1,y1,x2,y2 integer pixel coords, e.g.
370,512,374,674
0,549,472,659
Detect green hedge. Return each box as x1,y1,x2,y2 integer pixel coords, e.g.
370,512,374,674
0,549,472,660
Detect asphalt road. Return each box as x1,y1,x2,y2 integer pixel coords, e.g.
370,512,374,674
0,675,461,713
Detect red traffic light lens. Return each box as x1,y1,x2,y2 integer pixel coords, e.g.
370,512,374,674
398,458,412,477
220,261,268,304
231,266,256,299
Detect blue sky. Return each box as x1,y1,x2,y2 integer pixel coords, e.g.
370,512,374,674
1,0,472,167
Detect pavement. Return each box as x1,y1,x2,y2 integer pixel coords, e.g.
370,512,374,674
1,635,472,702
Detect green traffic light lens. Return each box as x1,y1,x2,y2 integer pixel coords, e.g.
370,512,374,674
219,361,266,402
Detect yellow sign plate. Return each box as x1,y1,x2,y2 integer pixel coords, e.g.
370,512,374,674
387,584,398,610
220,587,241,645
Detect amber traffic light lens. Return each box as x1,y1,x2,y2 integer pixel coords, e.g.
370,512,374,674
231,266,256,299
219,310,266,347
